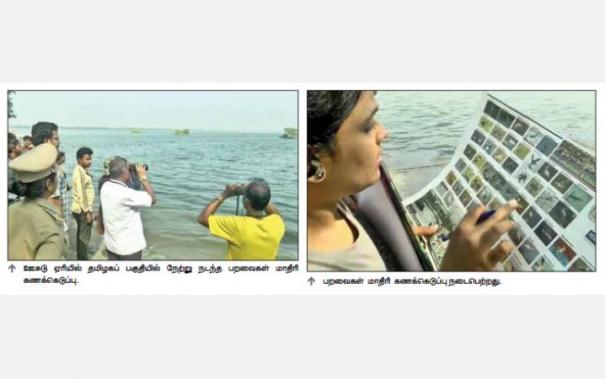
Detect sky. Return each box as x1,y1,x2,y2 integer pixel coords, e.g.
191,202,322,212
8,91,298,132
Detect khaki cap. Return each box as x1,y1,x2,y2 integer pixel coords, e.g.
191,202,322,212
8,143,58,183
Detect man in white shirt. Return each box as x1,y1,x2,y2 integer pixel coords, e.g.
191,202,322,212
100,157,156,260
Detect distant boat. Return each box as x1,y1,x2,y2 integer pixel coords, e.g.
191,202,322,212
130,128,143,134
280,127,298,139
175,128,190,135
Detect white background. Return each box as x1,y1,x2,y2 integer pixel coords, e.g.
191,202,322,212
1,0,604,378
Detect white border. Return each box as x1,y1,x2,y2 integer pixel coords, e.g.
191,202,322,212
1,82,602,295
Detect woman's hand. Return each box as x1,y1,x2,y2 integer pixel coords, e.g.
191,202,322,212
440,200,520,271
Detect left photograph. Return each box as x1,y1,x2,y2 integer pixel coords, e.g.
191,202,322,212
7,90,299,261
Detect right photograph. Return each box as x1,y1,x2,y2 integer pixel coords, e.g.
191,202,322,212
307,90,596,272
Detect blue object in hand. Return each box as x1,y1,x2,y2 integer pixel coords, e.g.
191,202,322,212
435,210,497,245
476,209,497,225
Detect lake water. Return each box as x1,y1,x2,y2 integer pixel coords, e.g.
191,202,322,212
10,128,298,260
377,91,596,199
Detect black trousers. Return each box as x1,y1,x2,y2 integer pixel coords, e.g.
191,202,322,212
106,249,142,260
73,212,92,260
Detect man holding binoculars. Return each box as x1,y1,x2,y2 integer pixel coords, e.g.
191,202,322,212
197,178,285,260
100,157,156,260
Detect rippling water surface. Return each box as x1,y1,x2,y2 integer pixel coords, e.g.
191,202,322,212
377,91,595,198
11,128,298,260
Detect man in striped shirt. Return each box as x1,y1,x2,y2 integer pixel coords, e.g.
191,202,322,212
56,151,70,231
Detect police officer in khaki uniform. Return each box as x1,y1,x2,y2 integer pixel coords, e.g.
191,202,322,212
8,143,66,260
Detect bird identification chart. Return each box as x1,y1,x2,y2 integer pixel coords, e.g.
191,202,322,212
403,94,596,271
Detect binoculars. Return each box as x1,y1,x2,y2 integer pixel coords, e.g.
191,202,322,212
128,163,149,172
234,183,249,196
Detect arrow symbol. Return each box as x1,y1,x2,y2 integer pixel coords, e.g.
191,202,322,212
308,277,315,286
8,264,16,273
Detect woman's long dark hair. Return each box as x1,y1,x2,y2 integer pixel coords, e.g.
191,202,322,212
307,90,362,177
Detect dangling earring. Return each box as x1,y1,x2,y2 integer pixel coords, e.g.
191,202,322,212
315,166,325,180
309,158,326,183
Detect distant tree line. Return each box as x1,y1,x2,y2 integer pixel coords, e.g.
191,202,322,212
8,90,16,119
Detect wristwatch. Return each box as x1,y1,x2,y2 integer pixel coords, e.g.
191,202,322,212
215,194,225,202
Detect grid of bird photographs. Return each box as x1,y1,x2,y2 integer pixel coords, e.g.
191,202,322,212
404,94,595,271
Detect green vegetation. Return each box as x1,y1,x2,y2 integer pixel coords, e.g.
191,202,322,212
8,90,15,119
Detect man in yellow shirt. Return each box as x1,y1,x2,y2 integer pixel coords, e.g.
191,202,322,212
71,147,95,260
198,179,286,260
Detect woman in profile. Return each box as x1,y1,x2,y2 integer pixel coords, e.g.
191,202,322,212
8,143,66,260
307,90,519,271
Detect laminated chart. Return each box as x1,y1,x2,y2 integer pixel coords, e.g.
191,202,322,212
403,94,596,272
